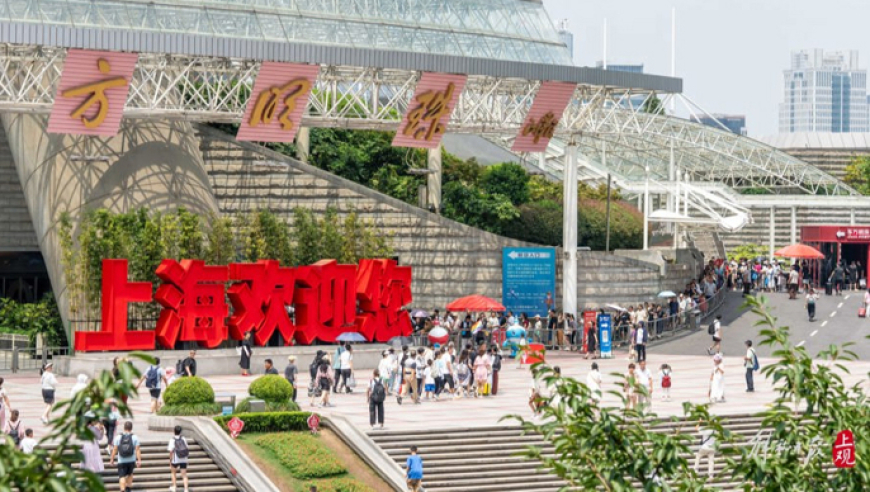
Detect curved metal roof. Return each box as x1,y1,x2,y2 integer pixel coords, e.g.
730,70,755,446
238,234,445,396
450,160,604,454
1,0,573,64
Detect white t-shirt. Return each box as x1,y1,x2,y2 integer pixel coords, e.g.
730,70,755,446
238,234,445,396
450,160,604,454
635,327,646,344
745,348,756,369
699,429,716,450
377,358,392,378
636,368,653,389
339,351,353,370
423,366,434,385
167,436,189,465
713,320,722,339
41,372,57,390
586,370,602,399
20,437,37,454
0,388,6,410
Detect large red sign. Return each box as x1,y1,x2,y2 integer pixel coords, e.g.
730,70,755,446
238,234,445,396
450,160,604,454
74,258,413,352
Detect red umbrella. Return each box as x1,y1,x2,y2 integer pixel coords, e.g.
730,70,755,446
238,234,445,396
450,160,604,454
774,244,824,259
446,295,506,312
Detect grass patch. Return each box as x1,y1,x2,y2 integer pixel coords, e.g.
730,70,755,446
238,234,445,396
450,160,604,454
237,432,377,492
255,433,346,479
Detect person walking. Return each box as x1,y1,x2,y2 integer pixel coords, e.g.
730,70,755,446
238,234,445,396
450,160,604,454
489,346,502,395
806,287,819,321
399,351,419,405
168,425,190,492
313,358,334,408
405,445,424,492
624,363,638,410
138,358,169,414
336,344,354,394
3,409,23,448
81,416,104,473
586,362,602,404
636,360,654,411
706,315,723,355
743,340,758,393
0,377,10,431
181,350,197,377
708,354,725,403
239,331,253,376
264,358,279,375
829,262,846,296
110,421,141,492
40,362,57,424
284,356,299,402
367,369,386,430
472,346,491,397
634,322,648,362
694,422,717,481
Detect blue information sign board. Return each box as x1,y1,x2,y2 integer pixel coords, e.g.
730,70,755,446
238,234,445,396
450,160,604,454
598,313,612,359
502,247,556,317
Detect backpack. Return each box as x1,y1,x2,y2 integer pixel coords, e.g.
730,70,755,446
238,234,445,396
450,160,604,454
371,379,386,403
751,349,760,372
145,366,159,389
118,434,135,458
7,422,20,447
662,371,672,389
707,323,716,336
173,437,189,459
456,362,469,377
492,354,502,372
175,359,184,376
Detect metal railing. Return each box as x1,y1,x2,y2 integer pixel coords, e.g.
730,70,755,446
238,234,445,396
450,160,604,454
0,346,70,373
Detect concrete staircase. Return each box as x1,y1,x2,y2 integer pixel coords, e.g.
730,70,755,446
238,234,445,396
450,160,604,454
369,414,831,491
0,126,38,252
51,440,238,492
688,231,726,261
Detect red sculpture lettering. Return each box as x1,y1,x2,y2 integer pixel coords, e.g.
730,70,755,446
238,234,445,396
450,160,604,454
75,259,154,351
228,260,296,346
355,259,413,342
154,260,229,349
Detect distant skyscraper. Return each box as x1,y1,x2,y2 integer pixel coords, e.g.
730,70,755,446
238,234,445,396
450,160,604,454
690,114,747,136
595,61,644,73
780,49,868,133
556,19,573,62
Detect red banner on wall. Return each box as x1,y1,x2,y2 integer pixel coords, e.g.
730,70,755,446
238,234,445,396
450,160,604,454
511,81,576,152
74,258,413,352
392,72,467,149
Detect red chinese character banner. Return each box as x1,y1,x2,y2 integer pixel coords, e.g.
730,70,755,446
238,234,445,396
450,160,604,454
392,72,467,149
75,258,413,351
47,49,138,137
236,62,319,143
511,81,576,152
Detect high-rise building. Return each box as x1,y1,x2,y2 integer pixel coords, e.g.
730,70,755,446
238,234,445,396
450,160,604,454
595,61,644,73
780,49,868,133
690,114,747,136
556,19,573,62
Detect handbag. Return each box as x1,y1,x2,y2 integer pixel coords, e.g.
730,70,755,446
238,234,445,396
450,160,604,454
347,374,357,389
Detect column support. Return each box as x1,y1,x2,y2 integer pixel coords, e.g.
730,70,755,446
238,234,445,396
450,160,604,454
790,206,797,244
427,145,442,212
643,166,650,250
769,206,776,259
562,144,578,317
295,127,310,162
850,208,856,225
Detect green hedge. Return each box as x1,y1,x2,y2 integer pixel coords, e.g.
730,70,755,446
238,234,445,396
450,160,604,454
163,376,215,406
255,433,346,479
249,375,293,402
158,402,222,416
214,411,311,433
305,478,375,492
235,397,299,414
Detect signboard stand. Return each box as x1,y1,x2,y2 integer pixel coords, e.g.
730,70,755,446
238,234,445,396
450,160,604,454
502,248,556,317
598,313,613,359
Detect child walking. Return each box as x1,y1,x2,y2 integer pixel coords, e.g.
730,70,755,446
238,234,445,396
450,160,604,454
422,360,436,400
659,363,673,401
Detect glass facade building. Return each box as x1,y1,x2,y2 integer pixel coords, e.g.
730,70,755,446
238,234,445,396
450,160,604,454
690,114,747,136
780,49,868,133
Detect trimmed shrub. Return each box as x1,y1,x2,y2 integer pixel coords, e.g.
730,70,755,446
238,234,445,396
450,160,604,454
235,397,299,414
255,433,345,479
163,376,215,406
214,411,311,433
248,375,293,402
157,402,222,416
305,478,375,492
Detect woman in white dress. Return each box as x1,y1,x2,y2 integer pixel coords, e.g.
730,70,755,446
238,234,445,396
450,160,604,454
708,354,725,403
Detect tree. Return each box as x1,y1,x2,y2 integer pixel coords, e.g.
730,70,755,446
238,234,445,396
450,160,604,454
480,162,530,205
511,200,563,246
320,208,345,261
205,213,238,265
293,208,322,266
843,155,870,195
642,94,666,115
727,243,769,261
440,181,519,235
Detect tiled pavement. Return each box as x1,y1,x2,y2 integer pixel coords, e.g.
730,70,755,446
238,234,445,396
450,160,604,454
3,349,868,441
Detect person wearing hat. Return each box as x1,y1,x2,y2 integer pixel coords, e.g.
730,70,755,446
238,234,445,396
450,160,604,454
708,354,725,403
40,362,57,424
285,356,298,402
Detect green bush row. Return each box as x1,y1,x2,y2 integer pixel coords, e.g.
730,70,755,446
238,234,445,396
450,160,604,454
163,376,215,406
214,411,312,433
305,477,375,492
157,402,223,416
234,397,299,414
255,433,346,479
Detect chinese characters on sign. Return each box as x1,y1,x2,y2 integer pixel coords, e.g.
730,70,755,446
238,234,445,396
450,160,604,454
47,50,138,137
74,258,413,352
236,62,319,143
511,81,576,152
392,72,467,149
501,248,556,317
227,417,245,439
833,430,856,468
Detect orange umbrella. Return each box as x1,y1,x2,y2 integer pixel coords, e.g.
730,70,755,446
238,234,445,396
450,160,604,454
774,244,824,259
446,295,506,312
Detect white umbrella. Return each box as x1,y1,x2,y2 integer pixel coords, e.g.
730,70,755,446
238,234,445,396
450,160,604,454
657,290,678,298
605,304,627,312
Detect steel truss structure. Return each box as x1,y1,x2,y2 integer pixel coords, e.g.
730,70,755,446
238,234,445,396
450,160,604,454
0,44,854,204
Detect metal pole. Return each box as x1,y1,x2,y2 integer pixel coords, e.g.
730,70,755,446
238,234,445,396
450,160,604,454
643,166,650,250
603,19,607,70
605,173,612,253
562,145,579,317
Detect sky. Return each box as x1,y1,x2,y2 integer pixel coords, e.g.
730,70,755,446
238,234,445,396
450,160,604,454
542,0,870,137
